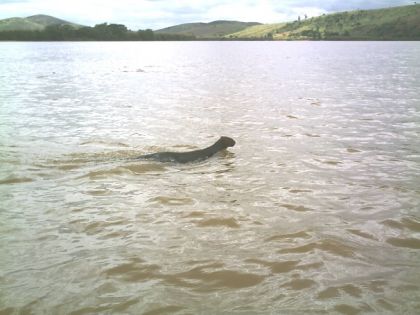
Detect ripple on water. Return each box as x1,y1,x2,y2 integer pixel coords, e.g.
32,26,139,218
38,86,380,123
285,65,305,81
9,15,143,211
168,263,266,291
288,189,313,194
147,196,195,206
83,188,112,196
79,140,130,147
104,258,160,282
318,284,363,299
278,204,314,212
0,175,34,185
315,280,399,314
281,278,317,291
81,167,129,180
67,216,132,238
381,217,420,232
346,229,378,241
183,211,207,218
245,259,299,273
347,148,361,153
386,237,420,249
196,217,240,228
246,258,323,274
103,259,266,292
278,239,356,258
265,231,312,242
334,303,373,315
123,163,167,174
56,164,84,171
142,305,184,315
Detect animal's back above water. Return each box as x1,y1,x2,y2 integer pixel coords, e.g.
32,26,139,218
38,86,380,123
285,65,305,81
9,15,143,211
136,136,236,163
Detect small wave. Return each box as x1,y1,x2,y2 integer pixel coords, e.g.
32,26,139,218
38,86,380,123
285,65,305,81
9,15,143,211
142,305,184,315
319,284,362,300
104,260,265,291
148,196,194,206
122,68,146,73
56,164,83,171
104,259,160,282
279,239,355,257
83,189,111,196
79,140,129,147
278,204,313,212
172,263,265,291
289,189,313,194
382,217,420,232
123,163,166,174
333,303,376,315
246,259,299,273
81,167,128,180
322,160,342,166
183,211,207,218
265,231,311,242
281,278,316,290
347,229,377,241
347,148,361,153
53,150,140,166
376,299,396,312
0,176,33,185
196,217,240,228
246,258,323,274
67,217,130,236
386,237,420,249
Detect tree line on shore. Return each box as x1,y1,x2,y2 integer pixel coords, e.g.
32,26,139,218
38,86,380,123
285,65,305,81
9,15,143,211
0,23,196,41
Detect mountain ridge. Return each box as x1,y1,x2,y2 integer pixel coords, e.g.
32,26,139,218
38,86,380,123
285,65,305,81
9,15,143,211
156,20,261,38
0,14,82,31
227,4,420,40
1,4,419,40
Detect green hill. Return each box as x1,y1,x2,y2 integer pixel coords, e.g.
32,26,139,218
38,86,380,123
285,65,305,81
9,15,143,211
26,15,82,28
226,4,420,40
226,23,285,39
1,4,419,40
0,17,43,31
0,14,82,32
156,20,261,38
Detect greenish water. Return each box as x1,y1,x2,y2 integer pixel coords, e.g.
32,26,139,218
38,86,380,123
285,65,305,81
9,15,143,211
1,41,420,315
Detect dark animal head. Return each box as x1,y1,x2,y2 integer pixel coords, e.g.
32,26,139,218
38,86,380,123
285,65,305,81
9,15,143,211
218,136,236,148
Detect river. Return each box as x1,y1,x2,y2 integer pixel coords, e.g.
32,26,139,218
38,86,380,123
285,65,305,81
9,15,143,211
1,41,420,314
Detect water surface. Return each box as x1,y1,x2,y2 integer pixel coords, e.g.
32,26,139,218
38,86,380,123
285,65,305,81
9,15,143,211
1,41,420,314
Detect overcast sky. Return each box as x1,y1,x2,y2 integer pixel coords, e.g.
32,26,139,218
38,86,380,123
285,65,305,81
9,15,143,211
0,0,414,30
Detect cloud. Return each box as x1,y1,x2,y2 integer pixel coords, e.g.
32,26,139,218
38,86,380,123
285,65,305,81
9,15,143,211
0,0,30,3
0,0,414,30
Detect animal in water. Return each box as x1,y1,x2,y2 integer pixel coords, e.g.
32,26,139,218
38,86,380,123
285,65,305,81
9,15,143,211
136,136,236,163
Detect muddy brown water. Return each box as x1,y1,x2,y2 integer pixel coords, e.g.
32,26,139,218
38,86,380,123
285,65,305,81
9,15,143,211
1,42,420,314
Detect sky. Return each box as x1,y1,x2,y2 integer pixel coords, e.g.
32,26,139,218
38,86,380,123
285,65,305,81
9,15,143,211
0,0,415,30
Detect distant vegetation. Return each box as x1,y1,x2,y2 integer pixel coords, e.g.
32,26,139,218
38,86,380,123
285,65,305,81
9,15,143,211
1,4,420,41
0,14,193,41
227,4,420,40
155,20,261,38
0,14,81,31
226,23,285,39
0,22,194,41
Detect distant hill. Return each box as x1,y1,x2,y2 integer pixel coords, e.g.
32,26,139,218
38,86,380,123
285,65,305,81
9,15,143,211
1,4,419,40
226,23,285,39
226,4,420,40
0,14,82,32
156,20,261,38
